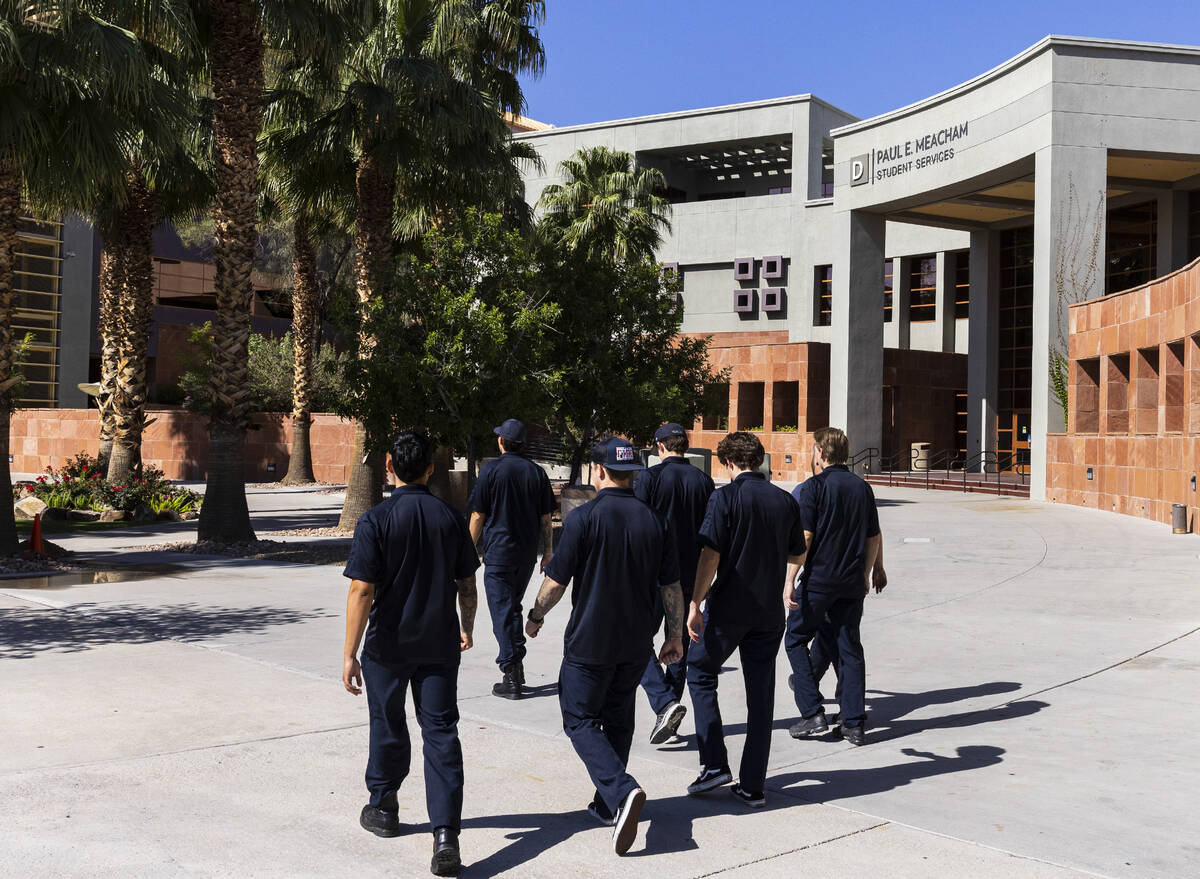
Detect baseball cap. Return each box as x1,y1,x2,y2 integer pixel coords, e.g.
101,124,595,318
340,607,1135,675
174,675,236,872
590,437,645,472
493,418,527,443
654,422,687,443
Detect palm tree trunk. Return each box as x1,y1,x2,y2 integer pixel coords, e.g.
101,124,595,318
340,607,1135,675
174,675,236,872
0,159,20,554
198,0,263,543
339,149,395,526
283,215,316,484
107,170,157,485
96,247,121,471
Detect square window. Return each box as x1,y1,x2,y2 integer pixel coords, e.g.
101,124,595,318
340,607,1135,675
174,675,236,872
762,287,785,312
733,289,757,312
661,261,681,279
733,257,756,281
762,255,784,279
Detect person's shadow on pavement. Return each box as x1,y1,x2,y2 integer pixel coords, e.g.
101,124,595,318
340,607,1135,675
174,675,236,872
458,743,1009,869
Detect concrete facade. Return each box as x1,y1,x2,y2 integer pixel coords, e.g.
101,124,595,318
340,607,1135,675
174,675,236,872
517,36,1200,499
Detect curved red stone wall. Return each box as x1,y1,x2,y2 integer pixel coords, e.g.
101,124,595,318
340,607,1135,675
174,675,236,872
1047,258,1200,532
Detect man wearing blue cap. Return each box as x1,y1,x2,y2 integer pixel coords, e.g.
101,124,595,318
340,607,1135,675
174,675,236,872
468,418,556,699
525,437,685,856
635,423,714,746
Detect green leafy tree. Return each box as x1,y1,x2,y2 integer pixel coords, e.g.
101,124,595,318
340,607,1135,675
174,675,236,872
344,211,559,489
541,250,728,483
537,146,672,264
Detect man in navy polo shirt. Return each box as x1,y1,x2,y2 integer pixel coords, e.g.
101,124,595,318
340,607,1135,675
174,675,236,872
635,422,714,745
343,431,480,876
468,418,556,700
784,427,882,747
524,437,685,856
685,431,805,808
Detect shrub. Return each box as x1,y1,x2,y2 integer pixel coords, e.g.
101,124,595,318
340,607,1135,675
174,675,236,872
28,457,203,516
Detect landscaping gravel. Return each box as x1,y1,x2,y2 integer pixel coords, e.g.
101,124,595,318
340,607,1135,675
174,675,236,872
132,539,351,566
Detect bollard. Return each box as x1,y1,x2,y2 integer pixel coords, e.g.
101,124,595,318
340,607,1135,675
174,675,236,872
1172,503,1188,535
30,512,44,554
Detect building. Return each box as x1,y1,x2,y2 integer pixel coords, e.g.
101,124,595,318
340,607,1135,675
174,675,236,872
514,36,1200,513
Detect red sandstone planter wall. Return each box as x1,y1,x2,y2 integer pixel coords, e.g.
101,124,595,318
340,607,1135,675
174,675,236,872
1048,257,1200,533
10,408,357,484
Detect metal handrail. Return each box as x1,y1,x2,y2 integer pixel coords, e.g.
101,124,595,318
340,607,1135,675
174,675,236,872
849,447,879,477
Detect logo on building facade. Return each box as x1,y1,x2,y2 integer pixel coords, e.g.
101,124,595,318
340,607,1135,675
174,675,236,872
853,121,971,185
850,154,871,187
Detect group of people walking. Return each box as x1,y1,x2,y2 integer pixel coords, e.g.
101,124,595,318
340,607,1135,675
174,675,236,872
341,419,885,875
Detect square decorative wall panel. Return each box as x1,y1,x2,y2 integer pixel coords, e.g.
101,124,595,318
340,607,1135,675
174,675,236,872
733,289,757,312
762,287,785,312
762,255,784,279
733,257,756,280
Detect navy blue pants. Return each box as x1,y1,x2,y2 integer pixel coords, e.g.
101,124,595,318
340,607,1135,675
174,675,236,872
483,559,536,670
559,658,643,815
686,618,784,793
361,653,463,832
640,587,692,714
784,610,841,703
785,587,866,727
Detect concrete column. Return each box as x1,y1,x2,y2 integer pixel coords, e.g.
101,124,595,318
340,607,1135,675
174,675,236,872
1032,144,1107,499
934,250,955,352
966,230,1000,469
58,214,98,409
830,209,886,467
883,257,900,349
894,256,911,350
1156,189,1190,276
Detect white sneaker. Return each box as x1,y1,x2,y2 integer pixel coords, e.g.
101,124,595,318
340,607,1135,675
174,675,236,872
612,787,646,855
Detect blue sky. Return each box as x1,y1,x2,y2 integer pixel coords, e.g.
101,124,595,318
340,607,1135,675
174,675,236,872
519,1,1200,127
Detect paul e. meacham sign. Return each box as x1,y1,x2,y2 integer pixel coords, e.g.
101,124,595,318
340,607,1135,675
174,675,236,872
850,121,970,187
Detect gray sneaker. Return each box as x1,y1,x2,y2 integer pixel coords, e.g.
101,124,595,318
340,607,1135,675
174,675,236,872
649,702,687,745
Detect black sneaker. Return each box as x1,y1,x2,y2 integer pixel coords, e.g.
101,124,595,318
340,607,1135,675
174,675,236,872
612,787,646,855
648,702,687,745
492,669,523,700
842,725,867,746
587,799,616,827
788,711,829,738
430,826,460,875
686,766,732,795
359,802,401,838
730,784,765,808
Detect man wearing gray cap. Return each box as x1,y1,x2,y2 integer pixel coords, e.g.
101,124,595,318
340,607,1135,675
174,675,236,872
635,423,714,745
468,418,556,699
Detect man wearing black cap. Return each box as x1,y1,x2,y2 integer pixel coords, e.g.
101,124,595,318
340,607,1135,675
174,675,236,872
685,431,806,808
525,437,685,856
468,418,556,699
342,431,479,876
635,422,714,746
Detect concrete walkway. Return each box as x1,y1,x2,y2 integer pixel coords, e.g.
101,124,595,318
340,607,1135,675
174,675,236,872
1,486,1197,877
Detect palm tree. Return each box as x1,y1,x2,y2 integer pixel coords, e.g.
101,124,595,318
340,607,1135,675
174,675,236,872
281,214,319,483
537,146,672,264
265,0,545,527
0,2,157,553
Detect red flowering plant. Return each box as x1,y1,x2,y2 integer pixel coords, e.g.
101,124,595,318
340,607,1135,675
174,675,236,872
28,455,202,515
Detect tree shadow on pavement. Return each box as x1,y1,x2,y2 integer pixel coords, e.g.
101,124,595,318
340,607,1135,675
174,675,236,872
0,602,331,660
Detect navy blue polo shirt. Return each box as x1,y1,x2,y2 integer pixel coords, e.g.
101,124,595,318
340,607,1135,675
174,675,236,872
543,487,679,666
793,465,881,593
698,471,806,628
634,456,714,594
467,453,555,567
343,484,480,665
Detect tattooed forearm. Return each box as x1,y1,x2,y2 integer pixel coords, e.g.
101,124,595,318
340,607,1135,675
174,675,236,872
661,582,685,640
531,576,567,620
539,514,553,556
457,575,477,634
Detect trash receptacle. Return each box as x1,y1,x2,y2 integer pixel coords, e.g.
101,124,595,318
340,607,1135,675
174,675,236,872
912,442,931,471
1172,503,1188,534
